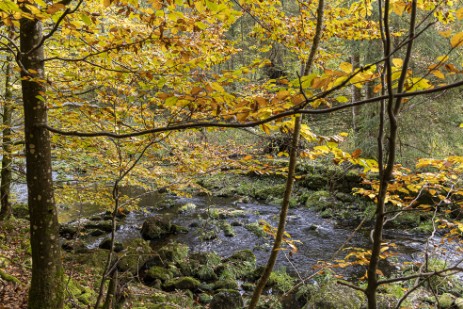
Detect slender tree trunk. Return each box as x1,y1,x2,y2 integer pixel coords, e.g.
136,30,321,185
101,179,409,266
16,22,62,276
20,11,64,309
247,116,301,309
351,50,362,134
365,1,417,307
0,54,13,220
248,1,324,308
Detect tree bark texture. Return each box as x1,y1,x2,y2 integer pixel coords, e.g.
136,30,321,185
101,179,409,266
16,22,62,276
20,13,64,309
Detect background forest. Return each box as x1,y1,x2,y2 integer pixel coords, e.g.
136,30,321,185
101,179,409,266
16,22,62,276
1,0,463,308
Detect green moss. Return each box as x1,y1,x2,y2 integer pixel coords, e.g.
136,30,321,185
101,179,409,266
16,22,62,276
146,266,173,282
438,293,455,308
117,239,153,274
256,295,283,309
304,190,332,210
197,173,286,200
158,242,189,264
210,289,243,309
305,281,366,309
0,269,20,284
245,222,267,237
222,222,235,237
163,276,201,291
199,293,213,304
320,208,334,218
425,259,463,294
200,230,218,241
141,216,172,240
254,184,286,201
179,252,221,281
150,290,197,308
63,276,96,307
217,250,256,280
213,279,239,290
267,269,294,293
177,203,197,213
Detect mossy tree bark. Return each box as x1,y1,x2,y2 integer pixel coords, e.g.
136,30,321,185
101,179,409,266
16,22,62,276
0,53,13,220
19,10,64,309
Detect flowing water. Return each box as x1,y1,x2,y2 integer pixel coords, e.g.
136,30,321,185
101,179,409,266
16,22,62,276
69,192,462,280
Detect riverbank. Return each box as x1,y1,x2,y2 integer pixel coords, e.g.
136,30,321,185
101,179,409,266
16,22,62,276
2,161,463,308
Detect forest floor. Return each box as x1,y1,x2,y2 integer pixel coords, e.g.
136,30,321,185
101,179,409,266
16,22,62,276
0,218,30,309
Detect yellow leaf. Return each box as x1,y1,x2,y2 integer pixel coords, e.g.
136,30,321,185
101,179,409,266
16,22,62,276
336,96,349,103
261,124,270,135
210,82,224,93
190,87,202,96
339,132,349,137
276,90,290,100
339,62,353,73
392,58,403,67
291,94,305,105
391,1,406,16
47,3,65,14
456,7,463,20
439,30,452,38
460,123,463,128
243,155,253,161
102,0,111,8
431,70,445,79
450,32,463,48
436,55,449,62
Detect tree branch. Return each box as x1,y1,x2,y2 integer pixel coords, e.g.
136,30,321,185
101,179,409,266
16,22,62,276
40,78,463,139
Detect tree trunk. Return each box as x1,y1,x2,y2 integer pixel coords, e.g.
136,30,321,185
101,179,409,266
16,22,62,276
351,50,362,134
247,116,302,309
0,54,13,220
20,11,64,309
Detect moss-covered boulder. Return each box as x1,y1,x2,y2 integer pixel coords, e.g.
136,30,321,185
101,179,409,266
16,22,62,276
217,250,256,280
148,290,196,309
145,266,173,283
158,242,189,264
59,224,78,240
199,293,213,305
163,276,201,291
455,298,463,309
438,293,456,309
213,279,239,290
257,295,283,309
63,276,96,308
426,259,463,295
303,282,365,309
254,184,286,202
83,220,114,233
304,191,333,211
179,251,221,281
209,289,243,309
298,163,363,192
177,202,197,214
222,222,235,237
200,229,218,241
117,239,153,274
61,239,89,253
98,238,124,252
266,270,295,293
141,216,173,240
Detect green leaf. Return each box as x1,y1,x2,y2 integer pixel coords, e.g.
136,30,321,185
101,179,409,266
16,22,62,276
164,96,178,107
81,13,93,26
